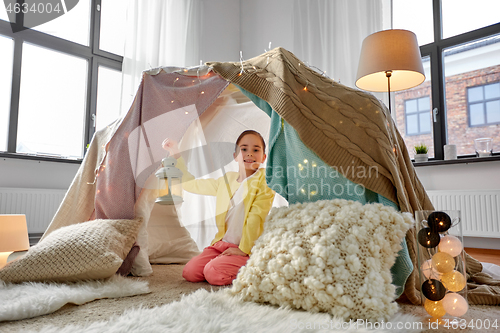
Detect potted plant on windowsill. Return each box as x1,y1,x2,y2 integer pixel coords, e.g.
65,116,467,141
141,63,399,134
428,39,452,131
414,143,429,163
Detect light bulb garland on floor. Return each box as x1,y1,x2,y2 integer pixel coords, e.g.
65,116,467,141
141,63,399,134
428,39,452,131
416,210,468,319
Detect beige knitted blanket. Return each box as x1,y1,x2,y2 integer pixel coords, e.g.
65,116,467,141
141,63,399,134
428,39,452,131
208,47,499,305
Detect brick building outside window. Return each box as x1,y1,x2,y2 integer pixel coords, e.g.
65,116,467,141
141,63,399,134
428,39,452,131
395,63,500,158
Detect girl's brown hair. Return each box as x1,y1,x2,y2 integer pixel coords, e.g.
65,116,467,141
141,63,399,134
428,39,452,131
235,130,266,153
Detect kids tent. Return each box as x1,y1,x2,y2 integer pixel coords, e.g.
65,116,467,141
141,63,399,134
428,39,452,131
40,47,488,304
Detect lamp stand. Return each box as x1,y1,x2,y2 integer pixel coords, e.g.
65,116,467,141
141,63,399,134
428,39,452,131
386,70,392,114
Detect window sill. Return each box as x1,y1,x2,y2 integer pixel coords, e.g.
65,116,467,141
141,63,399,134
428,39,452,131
0,152,82,164
413,154,500,167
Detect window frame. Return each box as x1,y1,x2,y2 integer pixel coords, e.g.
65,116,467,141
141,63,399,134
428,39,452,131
466,82,500,127
0,0,123,163
418,0,500,160
405,96,432,136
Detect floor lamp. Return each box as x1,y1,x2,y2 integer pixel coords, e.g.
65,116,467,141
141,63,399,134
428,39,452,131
355,29,425,113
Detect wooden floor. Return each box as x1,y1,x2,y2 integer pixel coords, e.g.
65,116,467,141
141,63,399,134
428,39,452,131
465,247,500,265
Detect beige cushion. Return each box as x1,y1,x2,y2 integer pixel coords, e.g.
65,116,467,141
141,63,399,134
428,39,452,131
0,218,143,283
230,199,413,322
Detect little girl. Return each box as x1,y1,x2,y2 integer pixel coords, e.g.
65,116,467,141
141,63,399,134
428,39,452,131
162,130,275,285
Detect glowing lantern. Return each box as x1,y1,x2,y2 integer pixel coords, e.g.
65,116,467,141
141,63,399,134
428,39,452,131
424,299,446,318
438,235,463,257
441,270,466,292
442,292,468,317
432,252,455,274
155,156,183,205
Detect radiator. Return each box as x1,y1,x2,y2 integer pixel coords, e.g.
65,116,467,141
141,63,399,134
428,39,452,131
0,187,66,234
427,190,500,238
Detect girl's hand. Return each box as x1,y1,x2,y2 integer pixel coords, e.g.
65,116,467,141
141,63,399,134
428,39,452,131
162,138,180,158
220,247,248,256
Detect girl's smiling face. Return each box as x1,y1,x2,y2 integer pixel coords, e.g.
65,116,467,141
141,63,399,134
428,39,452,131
234,134,266,176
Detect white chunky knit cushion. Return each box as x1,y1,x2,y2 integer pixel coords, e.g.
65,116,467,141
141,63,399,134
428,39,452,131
230,199,413,322
0,218,143,283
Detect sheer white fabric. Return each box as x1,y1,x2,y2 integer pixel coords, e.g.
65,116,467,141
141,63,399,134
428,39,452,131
120,0,201,115
292,0,391,89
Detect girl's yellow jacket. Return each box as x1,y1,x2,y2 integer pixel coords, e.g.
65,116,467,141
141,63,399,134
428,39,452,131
176,157,275,255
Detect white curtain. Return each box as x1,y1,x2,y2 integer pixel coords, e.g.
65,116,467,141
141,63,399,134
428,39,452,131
292,0,391,89
120,0,202,114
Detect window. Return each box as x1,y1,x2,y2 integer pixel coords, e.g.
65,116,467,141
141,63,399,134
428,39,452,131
393,0,500,159
30,0,92,46
393,0,434,46
405,97,432,136
443,35,500,155
95,66,123,131
395,56,435,158
0,0,126,161
0,35,13,152
17,44,88,158
467,83,500,126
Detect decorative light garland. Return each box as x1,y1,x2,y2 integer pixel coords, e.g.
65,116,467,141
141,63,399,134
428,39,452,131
416,210,468,319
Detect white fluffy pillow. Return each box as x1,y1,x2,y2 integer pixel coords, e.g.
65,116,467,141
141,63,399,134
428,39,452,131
0,218,143,283
230,199,413,322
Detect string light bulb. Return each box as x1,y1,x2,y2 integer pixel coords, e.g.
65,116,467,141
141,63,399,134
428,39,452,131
442,293,468,317
424,299,446,318
432,252,455,274
418,227,440,248
421,259,443,280
427,211,452,232
441,270,466,292
438,235,463,257
303,81,309,91
422,279,446,301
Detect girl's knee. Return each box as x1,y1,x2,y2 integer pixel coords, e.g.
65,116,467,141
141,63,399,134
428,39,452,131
203,263,236,286
182,261,205,283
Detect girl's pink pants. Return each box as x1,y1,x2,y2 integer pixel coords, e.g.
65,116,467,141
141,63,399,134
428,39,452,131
182,241,249,286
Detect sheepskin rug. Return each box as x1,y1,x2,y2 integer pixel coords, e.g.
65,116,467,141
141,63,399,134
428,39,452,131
0,275,150,322
28,289,423,333
230,199,414,322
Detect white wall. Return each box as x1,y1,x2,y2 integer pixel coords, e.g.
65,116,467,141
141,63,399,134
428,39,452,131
198,0,294,62
240,0,294,59
415,161,500,191
0,158,79,190
199,0,241,63
415,161,500,249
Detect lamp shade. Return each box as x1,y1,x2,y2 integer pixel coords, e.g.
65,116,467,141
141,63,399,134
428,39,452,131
0,214,30,252
356,29,425,92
